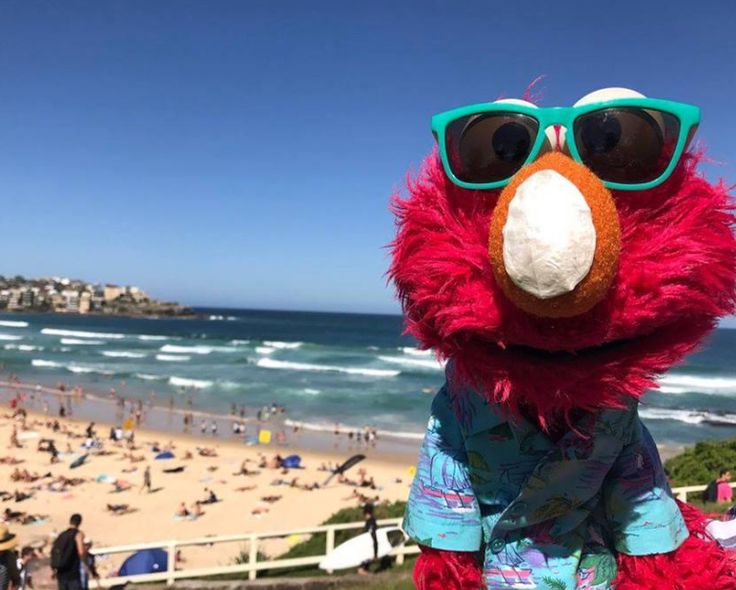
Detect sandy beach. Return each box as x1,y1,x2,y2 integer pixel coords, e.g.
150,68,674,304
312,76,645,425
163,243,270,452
0,385,416,581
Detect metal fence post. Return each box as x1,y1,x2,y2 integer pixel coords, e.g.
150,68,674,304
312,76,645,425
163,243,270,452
167,541,177,585
248,534,258,580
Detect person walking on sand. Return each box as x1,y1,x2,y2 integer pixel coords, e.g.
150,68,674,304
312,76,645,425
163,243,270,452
0,523,21,590
51,513,97,590
139,466,152,494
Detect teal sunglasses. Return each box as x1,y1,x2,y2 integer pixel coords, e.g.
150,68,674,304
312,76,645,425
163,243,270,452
432,98,700,191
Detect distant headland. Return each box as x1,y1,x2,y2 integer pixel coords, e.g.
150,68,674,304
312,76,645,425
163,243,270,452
0,275,193,317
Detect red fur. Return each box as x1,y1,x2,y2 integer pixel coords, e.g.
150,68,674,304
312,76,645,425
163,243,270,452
615,501,736,589
413,546,483,590
390,150,736,422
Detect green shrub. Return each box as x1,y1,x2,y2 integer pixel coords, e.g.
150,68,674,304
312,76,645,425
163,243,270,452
664,437,736,487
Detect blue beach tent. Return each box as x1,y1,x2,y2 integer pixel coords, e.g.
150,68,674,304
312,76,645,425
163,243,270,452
155,451,175,460
118,548,169,576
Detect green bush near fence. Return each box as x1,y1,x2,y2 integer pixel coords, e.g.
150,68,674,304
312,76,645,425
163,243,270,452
664,437,736,487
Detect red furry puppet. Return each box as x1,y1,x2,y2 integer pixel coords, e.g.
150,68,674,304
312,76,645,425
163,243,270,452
390,87,736,589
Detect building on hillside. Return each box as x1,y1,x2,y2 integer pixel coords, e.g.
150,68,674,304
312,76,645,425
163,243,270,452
104,285,124,302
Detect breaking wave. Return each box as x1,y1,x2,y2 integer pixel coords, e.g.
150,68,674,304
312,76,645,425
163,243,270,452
378,355,444,370
42,328,125,339
0,320,28,328
101,351,147,359
61,338,104,345
160,344,212,355
658,373,736,395
169,376,213,389
156,354,191,362
256,357,399,377
263,340,302,349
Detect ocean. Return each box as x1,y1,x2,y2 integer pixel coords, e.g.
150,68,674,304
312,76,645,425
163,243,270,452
0,309,734,447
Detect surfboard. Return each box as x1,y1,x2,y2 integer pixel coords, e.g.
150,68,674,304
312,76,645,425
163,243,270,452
318,526,407,571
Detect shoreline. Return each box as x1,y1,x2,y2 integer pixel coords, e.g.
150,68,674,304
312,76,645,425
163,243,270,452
0,379,423,460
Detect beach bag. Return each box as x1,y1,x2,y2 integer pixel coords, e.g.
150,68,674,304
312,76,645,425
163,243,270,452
703,480,718,503
51,528,77,573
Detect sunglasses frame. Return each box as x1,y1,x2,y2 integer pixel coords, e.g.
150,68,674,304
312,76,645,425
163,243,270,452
432,98,701,191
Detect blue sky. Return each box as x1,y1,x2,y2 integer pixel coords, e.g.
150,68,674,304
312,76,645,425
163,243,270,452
0,1,734,315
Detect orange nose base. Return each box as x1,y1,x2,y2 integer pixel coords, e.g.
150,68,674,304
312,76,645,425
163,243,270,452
489,153,621,318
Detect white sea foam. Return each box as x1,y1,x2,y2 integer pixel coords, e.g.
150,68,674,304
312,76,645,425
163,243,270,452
0,334,23,341
31,359,63,368
138,334,168,341
284,419,423,440
156,354,191,362
4,344,42,351
303,388,321,395
639,408,706,424
73,365,115,376
378,355,445,370
42,328,125,340
256,358,399,378
101,351,147,359
255,346,275,355
640,407,736,426
160,344,212,355
136,373,164,381
230,339,250,345
263,340,303,349
169,376,212,389
0,320,28,328
657,373,736,395
400,346,433,357
60,338,104,345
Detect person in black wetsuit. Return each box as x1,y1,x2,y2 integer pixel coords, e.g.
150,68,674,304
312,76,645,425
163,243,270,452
357,503,378,575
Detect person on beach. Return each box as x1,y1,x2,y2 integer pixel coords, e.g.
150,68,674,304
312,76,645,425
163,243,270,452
51,513,95,590
78,539,97,590
357,504,378,576
8,426,21,450
717,469,733,504
0,523,20,590
16,546,37,590
139,466,152,494
175,502,190,518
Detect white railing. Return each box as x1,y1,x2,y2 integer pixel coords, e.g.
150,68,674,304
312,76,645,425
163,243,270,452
91,517,419,587
92,482,736,587
673,481,736,502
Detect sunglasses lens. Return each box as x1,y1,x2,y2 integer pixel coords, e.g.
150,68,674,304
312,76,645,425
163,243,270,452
573,107,680,185
445,112,539,184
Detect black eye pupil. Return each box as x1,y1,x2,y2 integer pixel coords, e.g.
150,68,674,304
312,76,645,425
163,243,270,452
580,114,621,154
492,122,531,162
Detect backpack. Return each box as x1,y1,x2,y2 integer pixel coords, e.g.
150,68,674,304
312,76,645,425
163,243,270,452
51,529,78,573
703,480,718,503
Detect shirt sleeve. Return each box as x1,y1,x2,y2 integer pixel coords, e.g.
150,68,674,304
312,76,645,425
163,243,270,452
603,419,688,555
403,386,482,551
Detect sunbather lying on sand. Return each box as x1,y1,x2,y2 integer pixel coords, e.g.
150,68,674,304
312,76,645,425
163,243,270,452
106,503,135,515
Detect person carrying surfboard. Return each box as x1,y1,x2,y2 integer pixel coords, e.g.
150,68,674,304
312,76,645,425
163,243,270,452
357,504,378,575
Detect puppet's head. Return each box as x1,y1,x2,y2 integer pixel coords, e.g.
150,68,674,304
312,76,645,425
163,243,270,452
390,87,736,425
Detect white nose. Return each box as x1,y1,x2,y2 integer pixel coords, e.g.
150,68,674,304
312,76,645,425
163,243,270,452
502,169,597,299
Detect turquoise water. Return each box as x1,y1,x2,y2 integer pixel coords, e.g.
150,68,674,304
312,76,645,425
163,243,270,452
0,309,734,446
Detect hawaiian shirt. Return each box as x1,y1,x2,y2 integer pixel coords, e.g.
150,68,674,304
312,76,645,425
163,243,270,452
404,381,687,590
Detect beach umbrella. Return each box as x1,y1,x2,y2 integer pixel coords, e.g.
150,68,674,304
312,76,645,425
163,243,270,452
155,451,175,460
118,548,168,576
323,454,366,485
